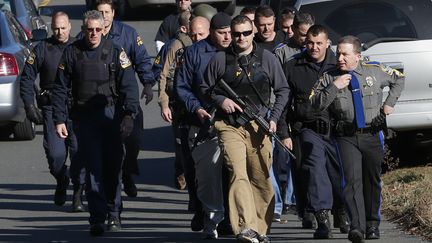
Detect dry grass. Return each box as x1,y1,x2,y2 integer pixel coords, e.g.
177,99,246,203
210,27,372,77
382,166,432,240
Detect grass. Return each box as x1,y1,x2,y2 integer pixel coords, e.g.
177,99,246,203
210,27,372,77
382,166,432,240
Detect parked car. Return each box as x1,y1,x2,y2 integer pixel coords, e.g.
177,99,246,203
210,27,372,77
266,0,432,150
0,10,45,140
85,0,236,18
0,0,47,39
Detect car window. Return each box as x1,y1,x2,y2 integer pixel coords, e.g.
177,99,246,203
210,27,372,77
299,0,432,44
0,0,11,11
6,13,29,46
24,0,38,15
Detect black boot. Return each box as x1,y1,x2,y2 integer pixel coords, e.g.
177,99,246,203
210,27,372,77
313,210,332,239
54,174,69,206
334,208,350,233
72,184,85,212
123,174,137,197
302,212,316,229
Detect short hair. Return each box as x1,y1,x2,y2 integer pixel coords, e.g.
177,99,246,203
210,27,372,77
254,5,275,20
338,35,362,54
307,24,328,39
83,10,104,27
292,12,315,29
280,6,296,21
178,10,191,27
94,0,114,9
231,15,252,29
240,6,256,16
52,11,69,23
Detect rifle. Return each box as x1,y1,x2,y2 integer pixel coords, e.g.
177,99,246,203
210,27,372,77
217,79,296,159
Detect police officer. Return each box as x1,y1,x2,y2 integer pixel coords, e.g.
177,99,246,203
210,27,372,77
176,12,230,239
274,12,315,64
158,14,210,190
155,0,192,52
89,0,155,198
202,15,290,242
278,25,348,239
52,10,139,236
310,35,404,243
19,12,85,212
253,5,288,51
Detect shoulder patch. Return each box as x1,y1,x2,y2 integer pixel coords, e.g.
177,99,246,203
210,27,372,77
364,60,405,77
119,50,131,69
154,55,161,65
27,51,36,65
58,63,65,70
137,35,143,46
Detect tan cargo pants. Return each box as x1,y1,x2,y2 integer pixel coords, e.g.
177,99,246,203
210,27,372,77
214,120,275,235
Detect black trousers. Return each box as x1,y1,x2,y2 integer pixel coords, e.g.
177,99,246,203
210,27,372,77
336,132,384,233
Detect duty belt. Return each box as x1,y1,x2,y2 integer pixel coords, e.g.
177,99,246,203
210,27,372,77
302,119,329,135
334,121,374,136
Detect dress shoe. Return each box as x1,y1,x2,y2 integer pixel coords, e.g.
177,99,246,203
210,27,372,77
54,174,69,206
313,210,333,239
348,229,365,243
302,212,316,229
191,210,204,232
106,215,122,232
333,208,350,233
366,226,380,239
89,223,104,236
72,184,85,212
123,174,137,197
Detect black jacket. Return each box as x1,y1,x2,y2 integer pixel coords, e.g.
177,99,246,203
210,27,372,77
277,48,337,139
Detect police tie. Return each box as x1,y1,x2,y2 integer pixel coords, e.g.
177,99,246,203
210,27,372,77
349,71,366,128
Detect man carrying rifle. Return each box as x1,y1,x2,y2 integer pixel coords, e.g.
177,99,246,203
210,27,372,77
202,15,290,243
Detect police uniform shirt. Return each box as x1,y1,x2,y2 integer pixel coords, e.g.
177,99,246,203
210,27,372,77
176,37,219,116
311,61,405,125
20,36,75,106
201,44,290,124
154,13,180,44
76,21,155,85
52,38,139,124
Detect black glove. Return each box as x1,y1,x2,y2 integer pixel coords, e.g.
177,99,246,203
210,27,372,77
141,83,153,105
25,104,43,124
120,115,134,140
371,107,386,132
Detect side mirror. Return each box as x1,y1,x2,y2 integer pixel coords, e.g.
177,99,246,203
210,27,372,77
31,29,48,41
39,6,53,16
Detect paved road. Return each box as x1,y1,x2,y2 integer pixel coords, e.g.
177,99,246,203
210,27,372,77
0,0,428,242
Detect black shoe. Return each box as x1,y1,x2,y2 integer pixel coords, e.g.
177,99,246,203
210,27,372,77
236,228,259,243
302,212,316,229
106,215,122,232
366,226,380,239
191,210,204,232
257,234,271,243
54,174,69,206
313,210,333,239
123,174,137,197
333,208,350,233
348,229,365,243
72,184,85,212
216,219,233,236
89,223,104,236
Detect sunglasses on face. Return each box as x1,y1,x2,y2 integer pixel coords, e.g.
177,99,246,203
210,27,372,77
86,27,103,33
232,30,253,38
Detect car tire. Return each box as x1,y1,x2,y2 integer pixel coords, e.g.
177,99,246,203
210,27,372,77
13,118,36,141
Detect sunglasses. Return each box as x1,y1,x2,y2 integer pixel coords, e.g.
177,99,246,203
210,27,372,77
86,27,103,33
232,30,253,38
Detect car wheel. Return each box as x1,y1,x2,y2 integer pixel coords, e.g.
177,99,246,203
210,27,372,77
13,118,36,140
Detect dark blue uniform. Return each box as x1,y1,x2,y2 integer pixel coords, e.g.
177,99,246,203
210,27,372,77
52,38,139,225
20,36,85,191
77,21,154,181
175,37,220,223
